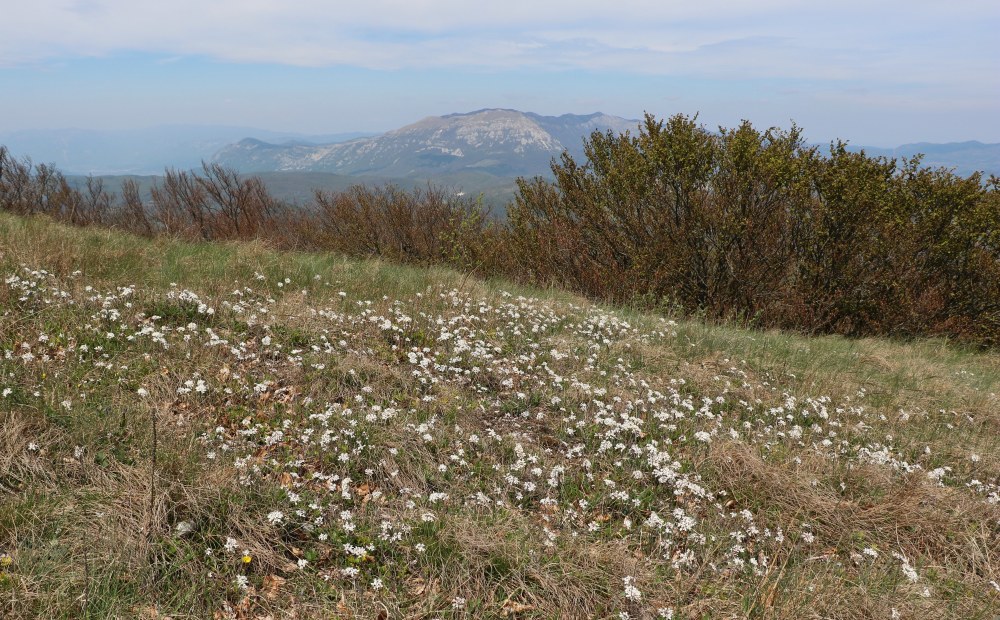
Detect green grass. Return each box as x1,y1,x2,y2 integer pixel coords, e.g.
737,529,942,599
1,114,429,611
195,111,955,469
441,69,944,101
1,212,998,619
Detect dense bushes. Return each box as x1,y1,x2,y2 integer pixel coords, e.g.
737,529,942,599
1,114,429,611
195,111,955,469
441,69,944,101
508,115,814,310
311,184,498,269
3,114,999,343
509,114,1000,342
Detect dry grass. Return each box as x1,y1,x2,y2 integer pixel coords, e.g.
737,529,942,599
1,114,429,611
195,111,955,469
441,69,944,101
709,442,995,558
1,212,999,619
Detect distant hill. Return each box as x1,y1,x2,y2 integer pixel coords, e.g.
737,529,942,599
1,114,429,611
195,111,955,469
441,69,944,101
66,169,520,209
848,141,1000,178
0,126,373,175
211,109,641,178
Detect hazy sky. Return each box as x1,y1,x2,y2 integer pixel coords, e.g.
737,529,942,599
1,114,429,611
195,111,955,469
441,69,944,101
1,1,998,145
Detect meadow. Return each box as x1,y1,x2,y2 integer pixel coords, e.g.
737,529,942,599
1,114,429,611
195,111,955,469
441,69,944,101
1,212,998,618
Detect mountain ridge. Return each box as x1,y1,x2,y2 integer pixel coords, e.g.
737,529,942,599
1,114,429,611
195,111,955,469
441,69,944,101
0,125,375,175
849,140,1000,177
211,109,641,178
4,113,998,182
212,110,1000,180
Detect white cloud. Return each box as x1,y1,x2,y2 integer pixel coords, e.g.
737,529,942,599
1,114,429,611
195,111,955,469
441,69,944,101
0,0,997,96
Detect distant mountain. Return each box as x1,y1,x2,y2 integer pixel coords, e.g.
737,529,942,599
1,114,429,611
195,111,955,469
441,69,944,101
213,111,1000,181
0,126,373,175
212,109,640,178
847,141,1000,178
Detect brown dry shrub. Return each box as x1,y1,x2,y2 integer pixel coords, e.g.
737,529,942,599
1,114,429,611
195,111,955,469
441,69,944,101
310,183,497,271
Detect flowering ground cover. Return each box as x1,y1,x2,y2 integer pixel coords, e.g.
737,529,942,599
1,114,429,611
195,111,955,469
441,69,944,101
1,212,998,619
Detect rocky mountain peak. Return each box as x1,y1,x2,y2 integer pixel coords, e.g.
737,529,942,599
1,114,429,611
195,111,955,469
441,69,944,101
212,109,640,178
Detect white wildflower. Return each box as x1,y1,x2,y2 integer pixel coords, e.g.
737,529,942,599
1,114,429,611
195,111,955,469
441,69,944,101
623,575,642,602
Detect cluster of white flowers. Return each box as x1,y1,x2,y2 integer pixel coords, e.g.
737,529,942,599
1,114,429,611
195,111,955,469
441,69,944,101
5,263,997,616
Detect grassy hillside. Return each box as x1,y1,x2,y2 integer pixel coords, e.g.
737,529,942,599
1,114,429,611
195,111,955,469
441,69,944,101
1,213,998,619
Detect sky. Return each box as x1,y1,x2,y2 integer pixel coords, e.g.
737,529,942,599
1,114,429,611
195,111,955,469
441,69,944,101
1,1,998,146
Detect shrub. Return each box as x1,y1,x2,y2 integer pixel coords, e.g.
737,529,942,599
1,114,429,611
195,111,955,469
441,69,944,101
507,113,1000,342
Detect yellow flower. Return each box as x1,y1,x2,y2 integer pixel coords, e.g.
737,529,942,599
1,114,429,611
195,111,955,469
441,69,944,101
0,554,12,568
242,554,252,564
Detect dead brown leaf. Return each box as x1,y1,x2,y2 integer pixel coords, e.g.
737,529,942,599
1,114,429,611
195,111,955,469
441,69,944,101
262,573,286,600
501,599,536,616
